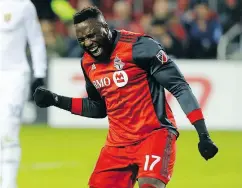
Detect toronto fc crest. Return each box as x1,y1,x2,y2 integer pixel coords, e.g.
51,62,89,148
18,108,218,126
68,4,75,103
114,55,125,70
113,55,128,87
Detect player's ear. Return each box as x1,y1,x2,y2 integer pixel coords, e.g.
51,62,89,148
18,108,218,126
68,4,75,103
103,23,112,40
103,23,109,31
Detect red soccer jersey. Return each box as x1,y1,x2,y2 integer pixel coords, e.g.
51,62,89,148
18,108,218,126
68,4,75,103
80,30,178,146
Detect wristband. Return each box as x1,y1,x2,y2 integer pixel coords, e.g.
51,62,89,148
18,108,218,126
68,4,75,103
187,108,204,124
71,98,83,114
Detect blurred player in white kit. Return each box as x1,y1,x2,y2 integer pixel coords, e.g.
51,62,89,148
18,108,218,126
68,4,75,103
0,0,47,187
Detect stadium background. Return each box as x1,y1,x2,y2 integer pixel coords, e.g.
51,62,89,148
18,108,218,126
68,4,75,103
20,0,241,187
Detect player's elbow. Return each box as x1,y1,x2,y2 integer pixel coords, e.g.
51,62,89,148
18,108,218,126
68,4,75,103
85,105,107,118
97,113,107,118
96,108,107,118
169,83,191,98
82,99,107,118
89,111,107,118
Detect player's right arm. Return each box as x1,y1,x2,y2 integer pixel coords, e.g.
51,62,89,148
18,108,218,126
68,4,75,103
70,65,107,118
33,64,107,118
33,85,107,118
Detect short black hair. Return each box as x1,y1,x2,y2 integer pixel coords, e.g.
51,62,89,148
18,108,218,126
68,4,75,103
73,6,103,24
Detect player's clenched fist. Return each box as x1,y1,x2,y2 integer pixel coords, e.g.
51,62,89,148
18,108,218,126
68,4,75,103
31,78,45,100
198,134,218,160
33,87,56,108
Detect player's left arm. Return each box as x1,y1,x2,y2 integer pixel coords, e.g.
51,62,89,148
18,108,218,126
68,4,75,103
133,36,218,160
24,2,47,93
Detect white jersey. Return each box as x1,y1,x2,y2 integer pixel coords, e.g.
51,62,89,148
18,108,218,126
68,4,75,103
0,0,47,78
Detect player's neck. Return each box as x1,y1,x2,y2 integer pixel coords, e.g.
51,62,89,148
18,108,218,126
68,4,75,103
99,30,118,62
111,30,118,50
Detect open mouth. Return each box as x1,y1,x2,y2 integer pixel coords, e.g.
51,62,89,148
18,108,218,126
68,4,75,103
89,46,102,56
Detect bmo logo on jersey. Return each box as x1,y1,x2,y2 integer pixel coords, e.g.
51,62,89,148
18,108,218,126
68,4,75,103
93,77,111,89
113,70,128,87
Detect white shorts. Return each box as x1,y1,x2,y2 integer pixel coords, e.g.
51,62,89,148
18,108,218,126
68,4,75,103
0,71,30,136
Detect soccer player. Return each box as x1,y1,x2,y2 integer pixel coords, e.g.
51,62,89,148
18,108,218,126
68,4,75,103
0,0,47,187
33,6,218,188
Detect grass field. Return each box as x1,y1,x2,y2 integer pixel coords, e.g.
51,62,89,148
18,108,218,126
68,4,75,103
18,125,242,188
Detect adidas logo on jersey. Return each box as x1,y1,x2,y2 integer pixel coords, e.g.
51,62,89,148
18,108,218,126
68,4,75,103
91,63,96,70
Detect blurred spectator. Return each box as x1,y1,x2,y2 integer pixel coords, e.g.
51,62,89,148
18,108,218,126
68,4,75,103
218,0,242,33
186,0,222,59
68,0,99,8
76,0,94,10
167,11,187,42
177,0,190,13
64,23,84,58
92,0,101,7
51,0,76,22
152,0,170,22
142,0,156,14
99,0,115,19
41,20,66,57
31,0,56,20
140,14,153,33
108,0,144,33
51,0,91,57
32,0,241,59
51,0,93,22
149,19,185,58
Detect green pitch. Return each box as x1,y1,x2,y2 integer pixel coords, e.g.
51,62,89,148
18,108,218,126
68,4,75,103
18,125,241,188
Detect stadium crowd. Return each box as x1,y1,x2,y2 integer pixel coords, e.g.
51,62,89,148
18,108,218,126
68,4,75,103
31,0,242,59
